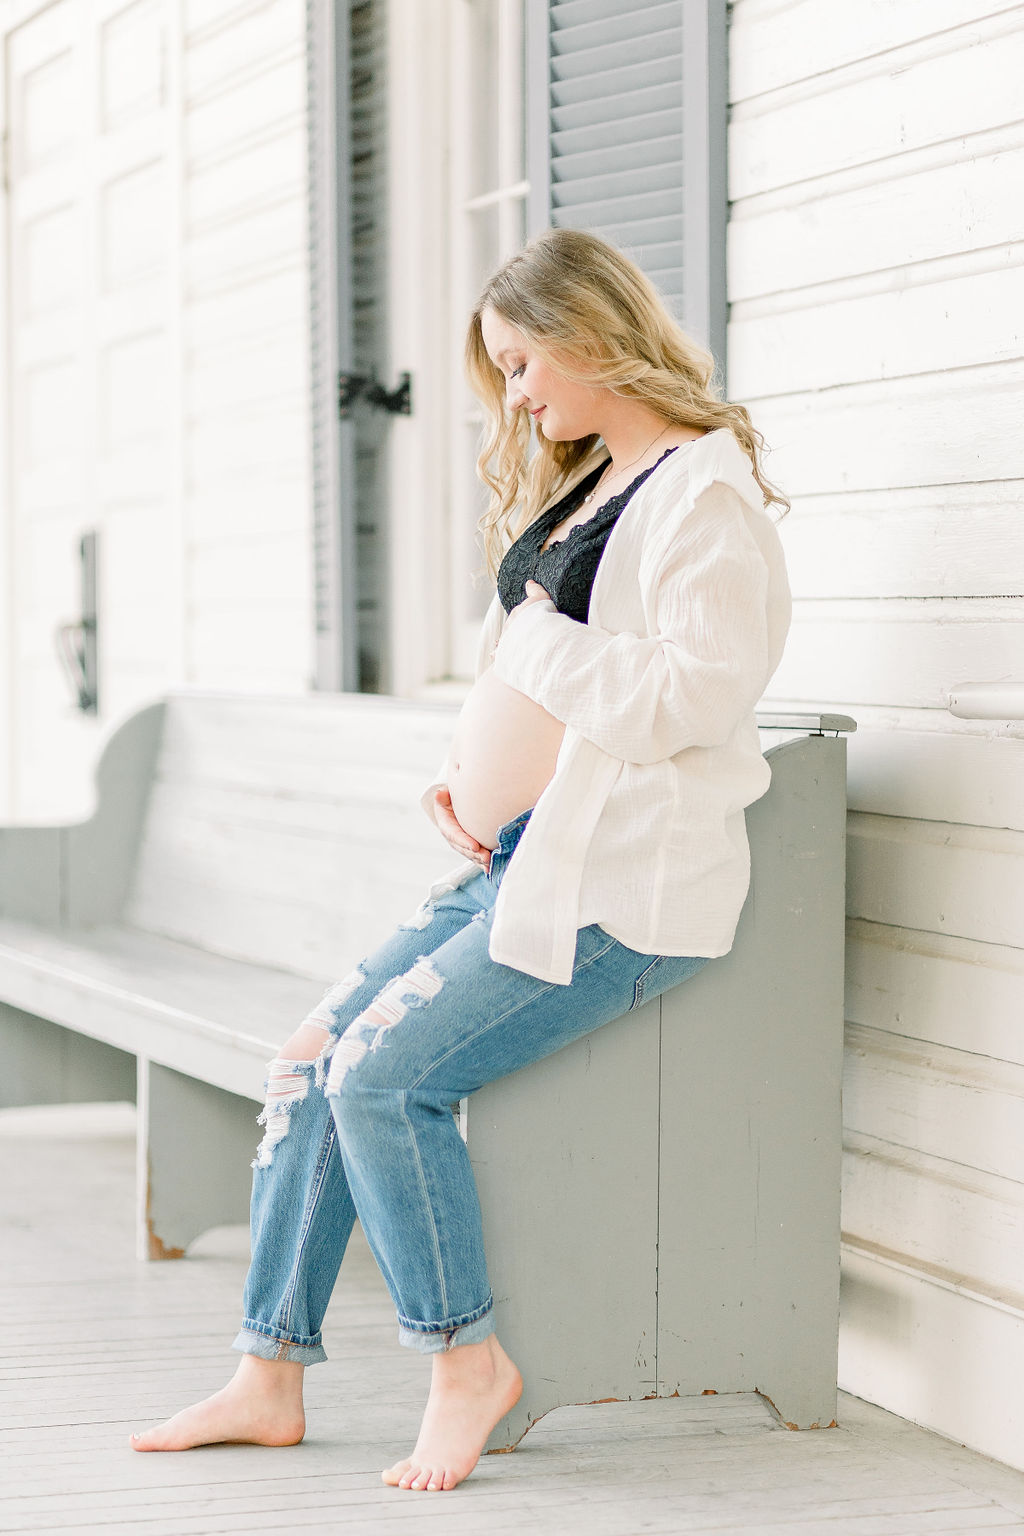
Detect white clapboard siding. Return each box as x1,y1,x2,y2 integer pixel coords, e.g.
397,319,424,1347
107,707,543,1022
753,363,1024,495
729,144,1024,303
731,264,1024,400
838,1244,1024,1476
844,1023,1024,1188
778,483,1024,600
846,814,1024,950
730,13,1024,202
845,731,1024,833
730,0,1024,1466
729,0,1012,99
846,921,1024,1071
772,598,1024,710
843,1133,1024,1306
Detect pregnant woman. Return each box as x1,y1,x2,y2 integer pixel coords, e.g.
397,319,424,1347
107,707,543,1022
131,228,792,1492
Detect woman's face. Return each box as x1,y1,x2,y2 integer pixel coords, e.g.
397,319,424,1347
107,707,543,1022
479,307,601,442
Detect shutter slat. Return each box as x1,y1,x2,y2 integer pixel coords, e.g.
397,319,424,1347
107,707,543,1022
552,163,681,212
552,133,683,185
552,104,682,156
550,1,681,42
550,4,683,53
551,54,681,110
550,29,682,85
551,182,678,221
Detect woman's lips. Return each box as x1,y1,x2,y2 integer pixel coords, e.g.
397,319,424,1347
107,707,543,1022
530,406,545,419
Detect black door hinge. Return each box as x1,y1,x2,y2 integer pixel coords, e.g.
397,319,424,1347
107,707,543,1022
338,371,412,419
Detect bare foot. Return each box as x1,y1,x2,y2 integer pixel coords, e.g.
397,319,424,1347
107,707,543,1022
382,1334,523,1492
129,1355,305,1452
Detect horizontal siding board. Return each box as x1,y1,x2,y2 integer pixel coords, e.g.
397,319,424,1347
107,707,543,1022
183,0,303,101
846,731,1024,832
845,812,1024,949
772,600,1024,712
729,146,1024,302
839,1243,1024,1475
843,1133,1024,1304
778,483,1024,600
844,1020,1024,1185
752,360,1024,496
729,262,1024,398
729,0,1011,101
846,919,1024,1066
184,55,305,162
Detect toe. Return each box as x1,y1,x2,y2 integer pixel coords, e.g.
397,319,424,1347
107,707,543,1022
381,1459,408,1487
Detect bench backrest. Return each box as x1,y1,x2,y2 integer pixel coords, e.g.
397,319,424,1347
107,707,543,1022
121,692,458,979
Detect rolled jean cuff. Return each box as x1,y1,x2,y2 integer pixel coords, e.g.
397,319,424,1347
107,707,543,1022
232,1323,328,1366
396,1296,495,1354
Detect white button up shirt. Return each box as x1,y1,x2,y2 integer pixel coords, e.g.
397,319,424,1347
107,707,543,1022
422,428,793,985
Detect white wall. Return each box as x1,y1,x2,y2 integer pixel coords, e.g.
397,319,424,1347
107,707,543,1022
0,0,314,822
730,0,1024,1470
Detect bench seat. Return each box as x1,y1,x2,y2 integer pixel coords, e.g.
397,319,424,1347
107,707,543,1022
0,919,310,1100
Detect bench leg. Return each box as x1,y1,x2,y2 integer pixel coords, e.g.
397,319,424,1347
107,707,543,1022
136,1058,259,1261
0,1003,135,1109
467,1000,662,1451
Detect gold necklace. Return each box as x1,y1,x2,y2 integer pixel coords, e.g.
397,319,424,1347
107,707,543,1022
582,425,671,505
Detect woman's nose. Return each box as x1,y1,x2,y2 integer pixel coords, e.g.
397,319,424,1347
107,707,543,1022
506,377,527,410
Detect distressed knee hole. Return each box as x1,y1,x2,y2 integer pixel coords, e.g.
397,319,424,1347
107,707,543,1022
324,957,445,1097
251,1058,314,1169
303,967,368,1032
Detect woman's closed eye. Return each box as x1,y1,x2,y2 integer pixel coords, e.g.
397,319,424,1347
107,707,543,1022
509,364,525,380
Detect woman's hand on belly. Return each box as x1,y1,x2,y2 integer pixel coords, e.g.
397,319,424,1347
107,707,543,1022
431,785,491,869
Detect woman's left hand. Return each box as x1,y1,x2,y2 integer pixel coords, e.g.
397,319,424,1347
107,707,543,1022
508,580,551,622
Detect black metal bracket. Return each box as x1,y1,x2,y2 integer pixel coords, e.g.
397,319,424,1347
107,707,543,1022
337,370,412,419
56,530,99,714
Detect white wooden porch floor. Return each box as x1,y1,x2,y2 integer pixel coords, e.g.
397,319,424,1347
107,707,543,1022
4,1103,1024,1536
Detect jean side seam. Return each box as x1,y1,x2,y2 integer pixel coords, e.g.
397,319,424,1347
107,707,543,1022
276,1114,339,1335
397,1088,450,1325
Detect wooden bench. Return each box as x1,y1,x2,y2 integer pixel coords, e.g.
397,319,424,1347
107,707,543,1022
0,690,852,1443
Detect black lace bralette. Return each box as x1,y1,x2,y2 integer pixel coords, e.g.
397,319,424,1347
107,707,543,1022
497,447,677,624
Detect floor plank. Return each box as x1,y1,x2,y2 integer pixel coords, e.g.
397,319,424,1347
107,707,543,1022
3,1102,1024,1535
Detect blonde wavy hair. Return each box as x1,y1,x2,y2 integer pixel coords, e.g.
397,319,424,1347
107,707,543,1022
465,227,788,581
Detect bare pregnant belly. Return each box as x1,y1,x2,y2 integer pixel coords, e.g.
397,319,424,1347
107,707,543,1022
446,666,565,849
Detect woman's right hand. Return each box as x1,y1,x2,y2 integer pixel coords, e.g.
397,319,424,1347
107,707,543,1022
432,786,491,868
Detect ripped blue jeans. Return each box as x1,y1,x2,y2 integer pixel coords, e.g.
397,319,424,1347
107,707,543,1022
235,808,710,1360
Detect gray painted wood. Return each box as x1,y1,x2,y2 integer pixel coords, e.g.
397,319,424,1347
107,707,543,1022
469,731,848,1447
138,1061,260,1260
0,1006,136,1110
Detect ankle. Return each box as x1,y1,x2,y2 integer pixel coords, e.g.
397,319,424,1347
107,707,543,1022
234,1352,305,1397
430,1334,508,1391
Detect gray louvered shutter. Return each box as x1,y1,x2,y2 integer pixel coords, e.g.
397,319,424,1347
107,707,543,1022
308,0,358,691
308,0,391,693
526,0,727,373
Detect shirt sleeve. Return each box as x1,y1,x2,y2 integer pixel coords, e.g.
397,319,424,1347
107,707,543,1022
491,481,773,765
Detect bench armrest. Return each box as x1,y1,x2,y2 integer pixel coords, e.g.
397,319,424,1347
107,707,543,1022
0,702,166,928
